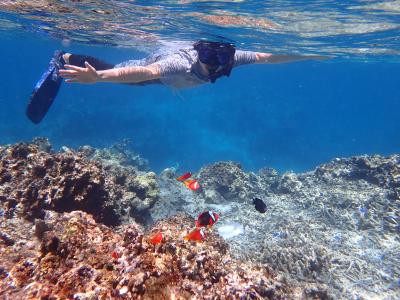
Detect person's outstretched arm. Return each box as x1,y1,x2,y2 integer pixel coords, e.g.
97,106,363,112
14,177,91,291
234,50,331,68
254,52,329,64
59,62,161,84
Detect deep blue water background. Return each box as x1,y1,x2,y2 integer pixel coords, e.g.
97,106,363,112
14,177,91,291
0,32,399,173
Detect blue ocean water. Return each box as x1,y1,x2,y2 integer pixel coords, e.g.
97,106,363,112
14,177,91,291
0,1,399,173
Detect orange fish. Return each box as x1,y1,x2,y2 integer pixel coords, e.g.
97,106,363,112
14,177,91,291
176,172,192,181
149,232,163,245
195,211,219,228
184,179,200,191
111,251,120,259
184,227,206,242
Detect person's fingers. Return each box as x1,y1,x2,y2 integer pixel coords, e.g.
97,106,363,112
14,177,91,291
59,69,77,74
63,64,85,71
60,74,75,79
59,70,77,78
85,61,96,72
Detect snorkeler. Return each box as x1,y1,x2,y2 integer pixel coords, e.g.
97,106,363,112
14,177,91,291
26,40,328,123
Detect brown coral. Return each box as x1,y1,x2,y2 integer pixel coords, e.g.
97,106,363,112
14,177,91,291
0,211,292,299
0,141,159,225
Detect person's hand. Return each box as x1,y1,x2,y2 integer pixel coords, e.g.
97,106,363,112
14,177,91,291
59,61,99,83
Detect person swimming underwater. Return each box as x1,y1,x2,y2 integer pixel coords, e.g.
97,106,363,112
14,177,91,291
26,40,328,123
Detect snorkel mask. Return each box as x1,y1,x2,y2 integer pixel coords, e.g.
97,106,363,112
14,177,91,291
194,41,236,83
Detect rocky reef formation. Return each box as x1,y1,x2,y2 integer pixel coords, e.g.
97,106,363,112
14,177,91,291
1,139,399,299
197,161,263,203
0,139,296,299
0,139,158,226
0,209,291,299
79,139,150,172
151,155,400,299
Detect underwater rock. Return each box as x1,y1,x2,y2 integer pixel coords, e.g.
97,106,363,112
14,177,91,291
31,137,53,153
80,139,150,172
316,154,400,199
258,167,280,188
0,210,292,299
150,167,207,223
1,139,399,299
274,171,303,194
0,140,159,226
197,161,265,203
100,162,159,225
315,155,399,183
153,155,400,299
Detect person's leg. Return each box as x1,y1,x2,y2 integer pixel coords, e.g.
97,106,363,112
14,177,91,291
63,53,115,70
27,51,65,124
27,52,117,124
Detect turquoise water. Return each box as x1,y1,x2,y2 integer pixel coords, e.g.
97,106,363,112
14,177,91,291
0,0,399,173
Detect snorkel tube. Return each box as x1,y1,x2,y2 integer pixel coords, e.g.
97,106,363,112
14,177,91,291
194,41,236,83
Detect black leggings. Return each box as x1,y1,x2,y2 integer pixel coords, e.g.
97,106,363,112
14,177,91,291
68,54,115,70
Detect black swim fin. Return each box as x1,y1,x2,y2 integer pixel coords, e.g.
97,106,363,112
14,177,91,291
26,50,65,124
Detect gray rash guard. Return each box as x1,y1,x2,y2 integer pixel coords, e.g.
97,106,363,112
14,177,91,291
114,48,257,89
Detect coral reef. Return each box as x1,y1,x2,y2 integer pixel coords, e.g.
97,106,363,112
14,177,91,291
1,139,399,299
80,139,150,172
197,161,265,203
153,156,400,299
316,155,400,207
0,210,291,299
0,139,158,226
